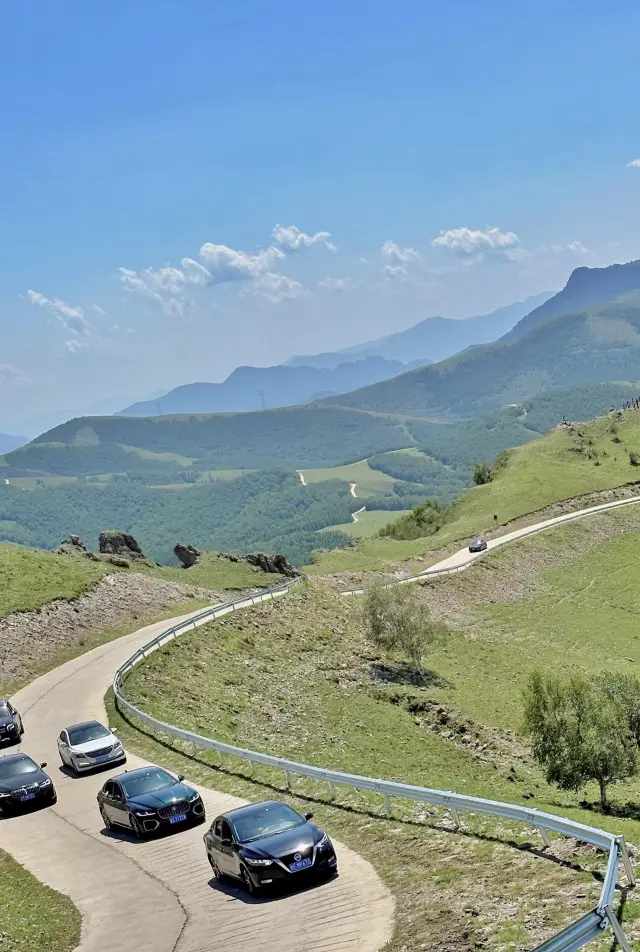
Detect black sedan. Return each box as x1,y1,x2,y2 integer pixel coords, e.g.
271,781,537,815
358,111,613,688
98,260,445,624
0,753,56,812
0,699,24,745
97,765,205,838
468,537,488,553
204,799,338,894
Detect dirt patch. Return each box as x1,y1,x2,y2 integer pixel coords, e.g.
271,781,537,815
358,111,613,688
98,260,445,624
0,572,227,687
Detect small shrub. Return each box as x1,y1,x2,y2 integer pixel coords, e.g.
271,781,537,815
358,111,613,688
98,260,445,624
612,436,622,444
630,452,640,467
364,584,443,672
472,461,493,485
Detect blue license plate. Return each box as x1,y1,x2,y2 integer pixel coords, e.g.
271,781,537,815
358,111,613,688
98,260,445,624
95,755,111,763
20,793,35,801
169,813,187,824
289,857,313,872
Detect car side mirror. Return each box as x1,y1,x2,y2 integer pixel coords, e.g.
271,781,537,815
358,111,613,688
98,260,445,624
220,836,232,846
40,762,47,769
304,812,313,821
111,727,118,733
178,774,185,782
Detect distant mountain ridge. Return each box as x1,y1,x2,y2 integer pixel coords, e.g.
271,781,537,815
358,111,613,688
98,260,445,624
0,433,27,454
117,355,430,417
286,292,553,368
320,261,640,418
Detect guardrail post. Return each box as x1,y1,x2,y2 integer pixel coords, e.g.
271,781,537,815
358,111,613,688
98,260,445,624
327,781,336,800
449,806,461,830
285,770,292,789
618,837,636,886
246,759,254,777
383,793,392,817
604,906,632,952
536,826,551,849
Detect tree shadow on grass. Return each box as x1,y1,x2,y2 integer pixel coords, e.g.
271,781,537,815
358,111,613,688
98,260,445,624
370,661,453,689
578,798,640,822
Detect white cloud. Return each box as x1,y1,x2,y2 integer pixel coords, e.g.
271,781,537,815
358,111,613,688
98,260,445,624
543,240,592,256
381,240,422,278
198,242,283,283
272,224,336,252
248,272,306,303
91,304,107,315
0,363,28,383
627,159,640,168
27,289,91,336
432,226,520,257
63,339,88,353
317,276,358,291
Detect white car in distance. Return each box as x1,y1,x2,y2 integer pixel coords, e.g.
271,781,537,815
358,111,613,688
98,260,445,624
58,720,126,774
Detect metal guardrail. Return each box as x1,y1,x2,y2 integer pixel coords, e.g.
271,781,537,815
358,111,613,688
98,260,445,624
113,578,636,951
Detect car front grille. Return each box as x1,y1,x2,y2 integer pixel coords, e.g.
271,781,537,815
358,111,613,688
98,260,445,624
88,744,114,758
158,799,189,819
280,846,314,866
10,782,39,799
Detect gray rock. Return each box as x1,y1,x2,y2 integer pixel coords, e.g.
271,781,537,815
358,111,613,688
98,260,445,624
99,531,146,559
174,543,200,568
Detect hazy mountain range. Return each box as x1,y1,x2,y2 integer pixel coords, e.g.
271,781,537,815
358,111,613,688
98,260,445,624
118,292,551,418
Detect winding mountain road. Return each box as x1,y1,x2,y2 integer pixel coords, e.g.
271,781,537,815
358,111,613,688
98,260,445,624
1,613,393,952
4,490,640,952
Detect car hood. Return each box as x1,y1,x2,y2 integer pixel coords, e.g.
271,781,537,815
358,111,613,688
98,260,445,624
240,822,320,859
127,781,196,809
0,715,15,728
0,768,49,792
70,736,116,755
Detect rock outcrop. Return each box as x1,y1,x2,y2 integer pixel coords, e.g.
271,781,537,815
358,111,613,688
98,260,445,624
219,551,299,577
174,543,200,568
98,531,146,561
57,535,87,556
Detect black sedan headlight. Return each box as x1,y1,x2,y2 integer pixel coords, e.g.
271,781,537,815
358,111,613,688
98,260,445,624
131,807,156,818
244,856,273,867
316,832,331,850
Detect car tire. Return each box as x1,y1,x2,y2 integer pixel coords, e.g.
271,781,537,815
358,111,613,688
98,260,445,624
49,789,57,805
100,806,113,831
208,854,226,882
241,865,257,895
130,814,146,840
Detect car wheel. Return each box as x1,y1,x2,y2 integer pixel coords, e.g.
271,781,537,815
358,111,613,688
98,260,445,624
100,806,113,831
241,865,257,895
208,854,226,882
130,814,146,840
49,789,57,805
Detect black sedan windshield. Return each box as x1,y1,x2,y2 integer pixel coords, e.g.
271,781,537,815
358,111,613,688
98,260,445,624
68,722,110,745
233,803,305,843
0,704,11,718
0,757,38,779
121,769,175,797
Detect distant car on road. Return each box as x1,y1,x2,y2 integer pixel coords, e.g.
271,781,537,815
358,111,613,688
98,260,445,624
468,537,488,553
58,720,125,773
204,799,338,894
97,765,205,838
0,753,56,812
0,699,24,745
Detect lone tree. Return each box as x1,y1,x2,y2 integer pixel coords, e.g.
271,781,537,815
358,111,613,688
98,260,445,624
364,584,441,672
523,671,637,810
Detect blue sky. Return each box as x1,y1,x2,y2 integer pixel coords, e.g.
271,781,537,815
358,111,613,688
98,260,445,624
2,0,640,432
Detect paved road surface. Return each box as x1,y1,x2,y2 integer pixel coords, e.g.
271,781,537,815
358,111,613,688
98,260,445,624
1,612,393,952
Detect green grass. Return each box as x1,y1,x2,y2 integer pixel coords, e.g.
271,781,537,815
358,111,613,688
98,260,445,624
0,851,80,952
0,543,112,615
309,408,640,574
324,508,411,538
112,524,640,947
300,458,397,496
151,551,283,590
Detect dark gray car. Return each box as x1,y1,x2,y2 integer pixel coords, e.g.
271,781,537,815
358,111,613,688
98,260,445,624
0,699,24,745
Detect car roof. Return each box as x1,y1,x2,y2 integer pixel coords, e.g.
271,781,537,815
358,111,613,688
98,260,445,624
0,753,34,765
66,719,105,732
112,765,173,782
219,800,294,823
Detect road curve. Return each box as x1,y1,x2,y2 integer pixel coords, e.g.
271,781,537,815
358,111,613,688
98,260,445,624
1,612,393,952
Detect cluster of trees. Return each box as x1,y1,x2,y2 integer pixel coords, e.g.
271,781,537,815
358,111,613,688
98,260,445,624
0,471,356,566
368,450,468,499
378,500,445,541
364,584,443,671
524,670,640,809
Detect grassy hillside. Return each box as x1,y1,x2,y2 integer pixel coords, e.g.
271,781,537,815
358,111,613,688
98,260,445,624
325,298,640,417
1,851,80,952
323,508,412,537
5,405,413,475
309,406,640,574
113,515,640,948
